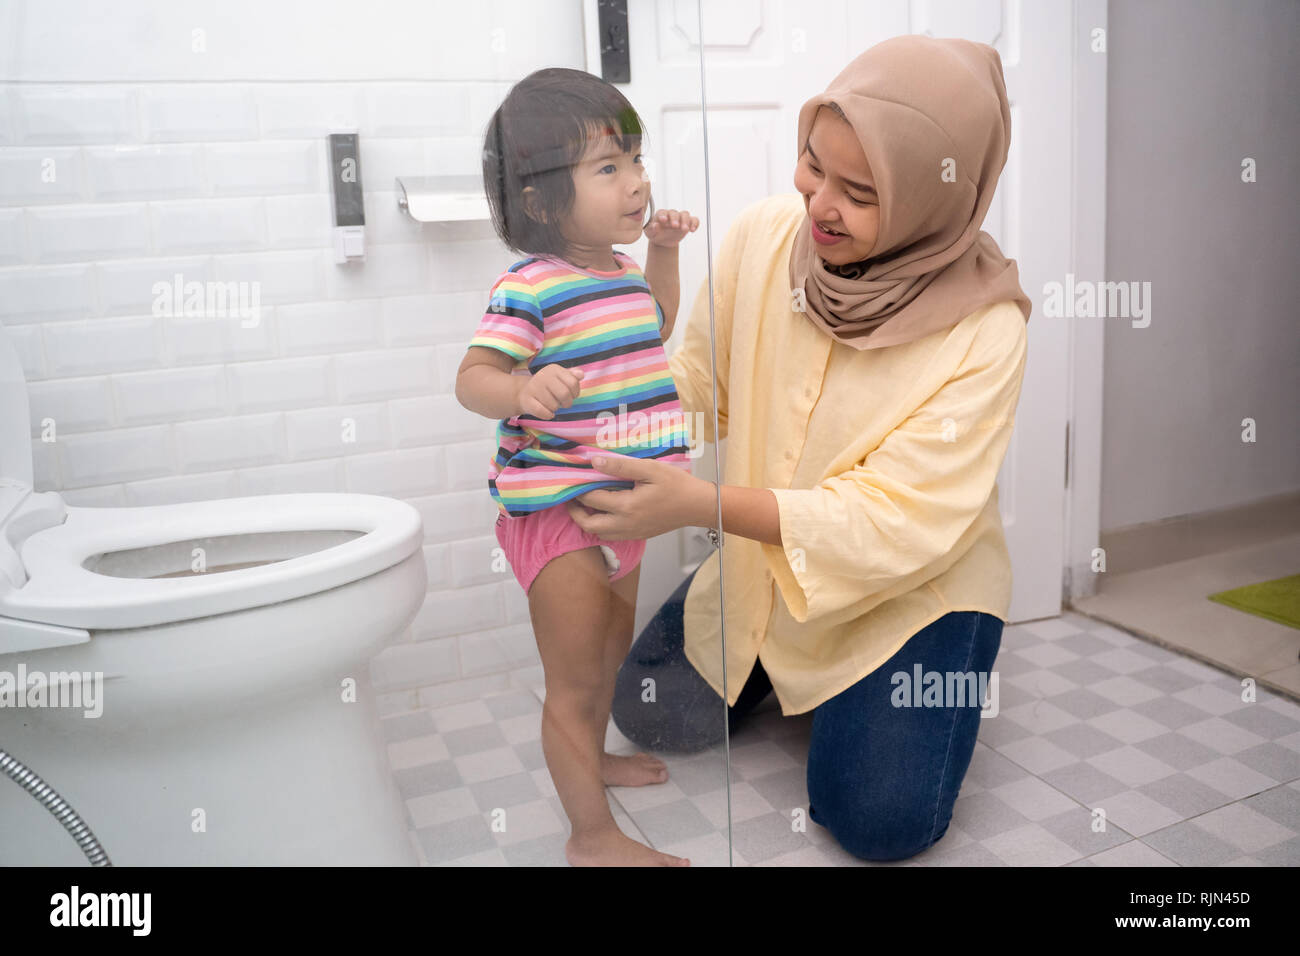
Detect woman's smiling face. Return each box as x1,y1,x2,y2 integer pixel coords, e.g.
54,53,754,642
793,106,880,266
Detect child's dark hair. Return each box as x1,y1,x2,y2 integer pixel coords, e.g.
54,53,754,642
482,67,648,262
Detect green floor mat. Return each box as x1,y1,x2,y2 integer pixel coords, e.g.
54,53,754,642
1208,573,1300,630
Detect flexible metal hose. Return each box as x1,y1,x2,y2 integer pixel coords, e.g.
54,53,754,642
0,746,112,866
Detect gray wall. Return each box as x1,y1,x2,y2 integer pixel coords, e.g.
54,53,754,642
1102,0,1299,529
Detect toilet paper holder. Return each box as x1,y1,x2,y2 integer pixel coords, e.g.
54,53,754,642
395,175,491,223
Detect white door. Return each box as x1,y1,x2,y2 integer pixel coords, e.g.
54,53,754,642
614,0,1076,623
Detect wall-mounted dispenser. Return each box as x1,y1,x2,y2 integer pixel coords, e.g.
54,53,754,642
328,130,365,264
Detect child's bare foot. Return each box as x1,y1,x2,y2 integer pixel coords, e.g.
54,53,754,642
566,825,690,867
601,751,669,787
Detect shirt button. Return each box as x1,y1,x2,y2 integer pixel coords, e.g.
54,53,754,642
804,386,814,399
784,449,793,460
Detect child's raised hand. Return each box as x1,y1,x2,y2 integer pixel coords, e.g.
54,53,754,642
515,364,584,420
644,208,699,248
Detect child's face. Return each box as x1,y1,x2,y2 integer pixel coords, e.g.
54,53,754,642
793,108,880,266
560,127,650,256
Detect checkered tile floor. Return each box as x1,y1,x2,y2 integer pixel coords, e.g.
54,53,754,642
382,610,1300,866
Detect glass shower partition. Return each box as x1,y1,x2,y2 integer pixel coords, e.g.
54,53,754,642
464,0,735,867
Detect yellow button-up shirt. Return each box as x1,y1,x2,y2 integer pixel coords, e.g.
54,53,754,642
667,192,1029,715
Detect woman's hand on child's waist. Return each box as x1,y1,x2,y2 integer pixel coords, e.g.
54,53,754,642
565,452,714,541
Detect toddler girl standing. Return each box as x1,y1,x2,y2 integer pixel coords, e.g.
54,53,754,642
455,68,699,867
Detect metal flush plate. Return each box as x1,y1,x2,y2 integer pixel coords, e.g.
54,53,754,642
598,0,630,83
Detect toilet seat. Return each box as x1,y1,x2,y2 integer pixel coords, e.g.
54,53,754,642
0,491,424,632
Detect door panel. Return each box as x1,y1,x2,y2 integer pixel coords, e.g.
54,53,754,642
691,0,1072,622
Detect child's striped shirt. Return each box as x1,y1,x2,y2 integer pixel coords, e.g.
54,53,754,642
468,252,694,517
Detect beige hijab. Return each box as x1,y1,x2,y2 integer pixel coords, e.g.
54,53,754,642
788,36,1032,349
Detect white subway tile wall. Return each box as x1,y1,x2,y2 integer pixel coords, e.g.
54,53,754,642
0,209,23,264
0,0,585,697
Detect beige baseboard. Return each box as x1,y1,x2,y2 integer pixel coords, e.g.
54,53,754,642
1098,490,1300,577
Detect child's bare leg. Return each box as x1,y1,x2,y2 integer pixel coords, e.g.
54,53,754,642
596,563,670,787
529,547,687,867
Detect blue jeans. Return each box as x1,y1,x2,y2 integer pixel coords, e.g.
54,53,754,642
610,567,1004,862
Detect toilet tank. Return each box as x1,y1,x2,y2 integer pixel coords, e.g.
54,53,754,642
0,322,34,488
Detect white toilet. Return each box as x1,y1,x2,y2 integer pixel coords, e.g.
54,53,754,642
0,327,428,866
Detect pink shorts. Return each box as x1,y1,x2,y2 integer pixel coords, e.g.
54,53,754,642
494,503,646,596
